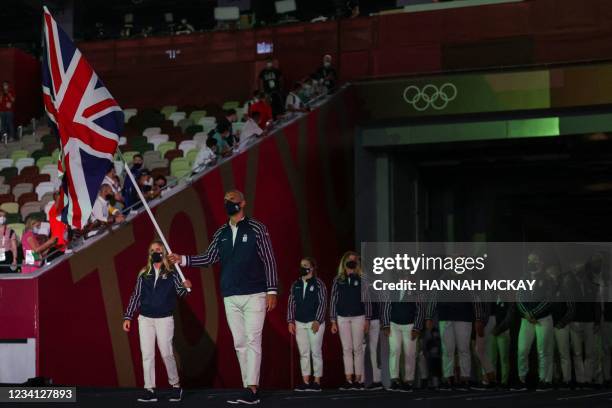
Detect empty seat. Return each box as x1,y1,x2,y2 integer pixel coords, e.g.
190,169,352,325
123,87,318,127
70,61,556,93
35,182,55,200
164,149,183,162
32,174,51,188
143,151,161,169
177,118,195,133
168,111,186,126
123,108,138,123
157,142,177,158
0,167,17,183
0,158,13,170
20,166,39,178
39,192,55,208
178,140,198,154
36,156,54,169
51,149,61,162
148,159,169,171
12,183,34,202
197,116,217,130
146,134,169,150
10,150,29,162
173,168,191,179
170,158,190,177
142,127,162,138
151,167,169,178
185,125,204,136
18,193,38,208
161,105,178,119
193,132,208,147
186,149,199,166
8,223,25,239
15,158,35,174
188,110,207,123
0,185,9,195
20,201,41,220
0,202,18,214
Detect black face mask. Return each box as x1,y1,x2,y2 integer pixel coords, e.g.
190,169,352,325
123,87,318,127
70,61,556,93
142,185,152,193
133,162,142,169
151,252,163,264
225,200,241,216
345,260,358,270
105,194,113,201
300,267,311,277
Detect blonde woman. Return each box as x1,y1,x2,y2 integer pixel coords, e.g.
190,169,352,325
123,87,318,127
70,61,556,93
123,240,192,403
330,251,371,390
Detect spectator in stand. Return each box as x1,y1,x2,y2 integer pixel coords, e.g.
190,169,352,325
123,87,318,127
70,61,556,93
192,137,218,171
90,184,126,225
149,175,167,200
216,109,239,148
248,91,273,129
0,209,18,272
315,54,338,94
286,82,308,113
237,112,264,152
209,122,232,157
130,170,159,209
258,58,284,118
104,165,124,209
21,214,57,274
122,154,144,208
0,80,16,140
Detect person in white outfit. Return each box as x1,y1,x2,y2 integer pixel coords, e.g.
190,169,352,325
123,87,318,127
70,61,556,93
330,251,371,390
123,240,192,403
169,189,278,405
287,257,327,392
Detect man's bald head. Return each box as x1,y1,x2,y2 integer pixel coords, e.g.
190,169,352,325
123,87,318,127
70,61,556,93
225,189,245,203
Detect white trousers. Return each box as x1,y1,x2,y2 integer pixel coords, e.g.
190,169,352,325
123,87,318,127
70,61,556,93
295,321,325,378
337,315,366,376
439,320,472,378
138,315,180,389
518,315,553,383
388,322,418,382
368,319,382,383
475,316,496,376
570,321,596,384
224,292,267,387
554,325,572,383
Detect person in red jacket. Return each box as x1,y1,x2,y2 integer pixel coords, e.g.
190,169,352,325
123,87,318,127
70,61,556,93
0,81,16,140
247,91,273,129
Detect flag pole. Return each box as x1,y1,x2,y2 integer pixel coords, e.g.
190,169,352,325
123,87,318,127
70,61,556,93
117,150,191,292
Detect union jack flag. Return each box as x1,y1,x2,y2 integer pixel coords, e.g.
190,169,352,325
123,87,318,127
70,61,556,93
42,6,123,229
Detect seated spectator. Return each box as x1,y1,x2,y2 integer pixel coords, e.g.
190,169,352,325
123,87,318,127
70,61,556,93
300,76,317,104
215,109,239,148
237,112,264,152
248,91,273,129
150,175,167,199
46,193,68,255
209,122,232,157
104,165,124,208
192,137,218,171
122,154,144,208
315,54,338,93
22,214,57,274
286,82,308,113
90,184,125,225
0,209,18,272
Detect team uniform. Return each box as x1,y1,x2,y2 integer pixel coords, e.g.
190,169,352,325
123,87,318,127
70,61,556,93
287,276,327,391
366,302,383,389
550,275,575,387
382,293,426,392
329,273,372,389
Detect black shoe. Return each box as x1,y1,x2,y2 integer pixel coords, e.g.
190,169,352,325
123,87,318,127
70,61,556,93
294,383,310,392
389,379,402,392
228,388,260,405
455,381,469,391
169,387,183,402
438,382,452,392
309,383,322,392
511,381,527,391
536,382,552,392
339,381,353,391
137,389,158,402
352,382,365,391
400,383,413,393
471,382,496,391
366,382,383,391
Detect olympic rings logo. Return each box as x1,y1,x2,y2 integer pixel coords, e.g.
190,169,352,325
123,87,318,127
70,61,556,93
402,83,458,111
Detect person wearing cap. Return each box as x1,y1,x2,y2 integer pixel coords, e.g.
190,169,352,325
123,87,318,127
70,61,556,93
168,189,277,405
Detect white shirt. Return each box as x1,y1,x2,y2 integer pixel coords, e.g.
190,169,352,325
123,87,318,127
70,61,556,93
90,196,110,222
237,119,263,152
103,175,119,194
192,146,216,171
229,215,245,246
153,264,161,287
285,92,303,110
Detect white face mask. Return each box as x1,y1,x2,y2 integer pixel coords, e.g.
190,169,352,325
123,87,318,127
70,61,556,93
266,63,273,68
32,227,40,234
0,216,5,225
324,62,331,68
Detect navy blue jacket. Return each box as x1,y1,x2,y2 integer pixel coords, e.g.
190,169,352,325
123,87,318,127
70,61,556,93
287,277,327,324
124,266,187,320
382,299,426,331
329,274,372,320
186,217,278,297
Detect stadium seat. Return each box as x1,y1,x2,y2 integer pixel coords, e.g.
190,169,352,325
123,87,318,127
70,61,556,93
173,168,191,179
142,127,161,137
123,108,138,123
143,150,161,166
0,202,18,214
222,101,240,110
39,192,55,208
0,167,17,183
15,158,35,174
35,182,55,201
188,110,207,123
161,105,178,119
130,135,148,147
20,166,39,178
197,116,216,129
192,132,207,147
118,137,127,146
157,142,177,158
122,151,139,164
146,134,169,149
178,140,198,154
20,201,41,220
177,118,194,133
31,150,48,162
170,158,190,177
12,183,34,202
8,222,25,239
10,150,29,162
0,158,13,170
186,149,199,166
18,193,38,208
32,174,51,188
185,125,204,136
148,159,169,172
0,185,9,195
168,111,186,126
40,134,55,146
136,143,154,154
40,164,56,177
164,149,183,162
51,149,61,162
36,156,54,169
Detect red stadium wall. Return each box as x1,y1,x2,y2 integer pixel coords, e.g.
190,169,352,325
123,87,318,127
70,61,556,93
78,0,612,109
25,89,357,388
0,48,42,126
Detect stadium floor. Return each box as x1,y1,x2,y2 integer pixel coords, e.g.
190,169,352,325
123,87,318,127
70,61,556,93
21,387,612,408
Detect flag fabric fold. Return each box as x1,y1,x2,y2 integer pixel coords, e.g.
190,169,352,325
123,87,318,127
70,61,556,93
42,6,123,229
